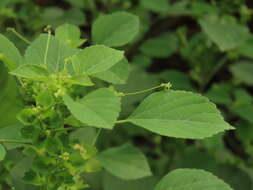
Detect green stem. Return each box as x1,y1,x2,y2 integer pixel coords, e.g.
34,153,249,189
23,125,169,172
119,83,171,97
0,139,31,145
115,120,129,124
44,28,51,66
6,27,31,45
53,126,87,132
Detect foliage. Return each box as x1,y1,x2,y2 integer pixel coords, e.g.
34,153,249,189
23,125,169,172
0,0,253,189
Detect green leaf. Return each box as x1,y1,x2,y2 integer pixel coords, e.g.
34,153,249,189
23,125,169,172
0,124,26,149
229,61,253,86
205,84,232,105
71,45,124,75
97,144,152,180
63,88,121,129
25,34,77,72
66,74,94,86
10,157,34,190
23,170,43,186
233,89,253,106
237,35,253,59
45,137,61,154
93,58,129,84
154,169,233,190
0,64,21,127
103,172,158,190
70,127,97,145
0,144,6,161
166,1,191,16
10,64,49,81
232,104,253,123
55,23,86,48
0,34,22,70
127,90,233,139
140,33,179,58
36,91,55,109
140,0,169,13
199,17,249,51
92,11,140,47
43,7,86,27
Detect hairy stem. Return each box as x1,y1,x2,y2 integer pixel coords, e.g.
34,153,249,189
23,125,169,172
119,83,171,97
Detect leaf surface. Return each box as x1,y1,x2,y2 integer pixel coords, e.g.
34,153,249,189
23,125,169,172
63,88,121,129
71,45,124,75
25,34,77,72
0,124,26,149
93,58,129,84
55,23,86,48
199,18,249,51
229,61,253,86
0,34,22,70
140,0,169,13
10,64,49,81
0,64,21,127
154,169,233,190
0,144,6,161
128,90,233,139
92,11,139,47
97,144,152,180
140,33,179,58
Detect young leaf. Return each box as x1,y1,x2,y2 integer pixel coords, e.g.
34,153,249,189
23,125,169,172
63,88,121,129
229,61,253,86
0,144,6,161
71,45,124,75
97,144,152,180
92,58,129,84
0,34,23,70
127,90,233,139
92,12,140,47
55,23,86,48
154,169,233,190
199,17,249,51
25,34,77,72
10,64,49,81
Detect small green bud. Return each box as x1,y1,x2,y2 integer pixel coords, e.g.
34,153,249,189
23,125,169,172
117,92,125,97
59,152,70,161
45,130,51,137
54,88,66,98
161,82,172,89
